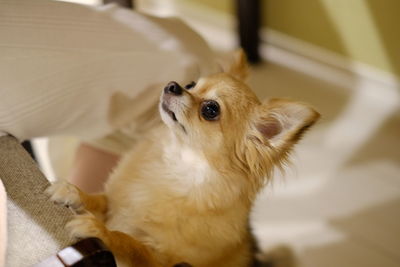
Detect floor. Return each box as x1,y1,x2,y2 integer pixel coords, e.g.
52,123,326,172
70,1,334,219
249,64,400,267
37,1,400,266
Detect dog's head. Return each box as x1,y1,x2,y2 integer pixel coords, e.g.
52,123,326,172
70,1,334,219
159,50,319,195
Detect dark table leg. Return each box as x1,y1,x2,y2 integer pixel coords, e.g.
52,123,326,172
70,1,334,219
235,0,261,64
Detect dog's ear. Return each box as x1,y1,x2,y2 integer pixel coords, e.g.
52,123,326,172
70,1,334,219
242,99,320,178
227,49,249,81
253,99,320,149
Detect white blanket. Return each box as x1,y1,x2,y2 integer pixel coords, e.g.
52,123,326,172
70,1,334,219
0,0,218,141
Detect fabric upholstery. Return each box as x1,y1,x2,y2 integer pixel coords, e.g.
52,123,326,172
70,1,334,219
0,136,74,266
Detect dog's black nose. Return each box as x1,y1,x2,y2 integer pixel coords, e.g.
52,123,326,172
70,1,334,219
164,81,183,96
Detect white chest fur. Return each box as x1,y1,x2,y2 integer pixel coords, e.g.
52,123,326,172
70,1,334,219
103,136,248,265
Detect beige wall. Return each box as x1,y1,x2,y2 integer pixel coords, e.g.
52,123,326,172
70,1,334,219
186,0,400,78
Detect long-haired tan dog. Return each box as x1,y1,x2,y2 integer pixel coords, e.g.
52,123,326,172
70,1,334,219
47,51,319,267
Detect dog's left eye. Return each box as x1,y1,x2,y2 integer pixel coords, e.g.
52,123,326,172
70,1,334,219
184,81,196,90
201,100,220,121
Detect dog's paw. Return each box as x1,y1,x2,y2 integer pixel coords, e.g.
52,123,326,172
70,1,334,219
46,180,83,212
66,213,107,240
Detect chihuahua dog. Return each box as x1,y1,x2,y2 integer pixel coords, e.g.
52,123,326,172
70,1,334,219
47,51,319,267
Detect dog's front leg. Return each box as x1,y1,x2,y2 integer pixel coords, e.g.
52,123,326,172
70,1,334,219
67,213,161,267
46,180,107,217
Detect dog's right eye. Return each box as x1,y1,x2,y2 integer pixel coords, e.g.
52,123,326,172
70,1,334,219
201,100,220,121
184,81,196,90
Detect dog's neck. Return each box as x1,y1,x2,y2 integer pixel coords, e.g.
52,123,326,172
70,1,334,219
159,130,253,212
162,133,212,186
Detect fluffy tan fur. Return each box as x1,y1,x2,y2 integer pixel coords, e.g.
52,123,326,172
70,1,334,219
47,50,319,267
